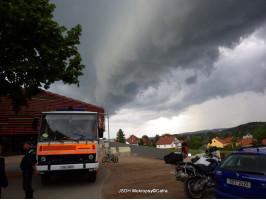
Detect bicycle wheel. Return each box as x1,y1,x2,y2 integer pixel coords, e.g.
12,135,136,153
102,156,107,163
113,156,118,163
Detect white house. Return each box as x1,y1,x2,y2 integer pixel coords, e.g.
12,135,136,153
156,136,180,149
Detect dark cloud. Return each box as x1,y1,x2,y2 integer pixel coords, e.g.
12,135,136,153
50,0,266,117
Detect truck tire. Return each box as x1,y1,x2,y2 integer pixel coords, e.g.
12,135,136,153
41,174,51,185
88,172,97,182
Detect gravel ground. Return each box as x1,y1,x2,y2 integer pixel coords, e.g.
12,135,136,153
100,155,215,199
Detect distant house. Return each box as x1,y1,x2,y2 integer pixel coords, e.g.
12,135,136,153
239,139,256,147
262,139,266,145
243,133,253,139
223,137,234,147
156,136,180,149
209,137,226,148
126,135,139,145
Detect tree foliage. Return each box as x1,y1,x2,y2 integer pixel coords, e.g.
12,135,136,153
0,0,85,113
152,134,160,147
116,129,125,143
252,129,266,142
138,139,144,146
161,133,172,137
142,135,149,139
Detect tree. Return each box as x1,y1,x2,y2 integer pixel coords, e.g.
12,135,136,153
161,133,172,137
116,129,125,143
142,135,149,139
230,138,239,147
252,129,266,142
188,136,204,149
138,139,144,146
152,134,160,147
0,0,85,113
251,139,261,146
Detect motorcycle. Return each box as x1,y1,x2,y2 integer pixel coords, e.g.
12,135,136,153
164,146,220,199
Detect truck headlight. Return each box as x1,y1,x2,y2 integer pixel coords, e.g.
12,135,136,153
41,156,46,162
88,155,94,160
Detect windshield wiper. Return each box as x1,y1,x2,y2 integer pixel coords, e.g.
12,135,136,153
237,170,264,175
71,138,79,143
72,133,95,142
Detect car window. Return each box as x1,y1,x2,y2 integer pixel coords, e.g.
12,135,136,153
219,154,266,176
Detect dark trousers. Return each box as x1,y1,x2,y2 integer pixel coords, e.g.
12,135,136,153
22,170,33,199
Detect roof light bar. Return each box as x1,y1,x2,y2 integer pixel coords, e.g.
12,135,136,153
56,108,86,111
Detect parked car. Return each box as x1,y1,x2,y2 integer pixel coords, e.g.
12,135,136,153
214,146,266,199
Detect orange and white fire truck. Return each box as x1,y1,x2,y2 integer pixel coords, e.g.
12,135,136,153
33,108,104,185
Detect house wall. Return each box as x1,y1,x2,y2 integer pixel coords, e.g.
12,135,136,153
156,144,173,149
210,138,224,148
157,141,178,149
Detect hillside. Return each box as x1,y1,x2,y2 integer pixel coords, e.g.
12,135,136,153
217,122,266,139
175,122,266,140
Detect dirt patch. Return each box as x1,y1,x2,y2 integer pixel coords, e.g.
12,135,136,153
100,155,186,199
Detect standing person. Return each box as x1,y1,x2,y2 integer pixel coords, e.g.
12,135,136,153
0,145,8,199
20,141,37,199
181,140,188,158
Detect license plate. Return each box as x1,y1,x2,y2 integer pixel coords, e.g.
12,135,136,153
60,165,74,169
226,178,251,189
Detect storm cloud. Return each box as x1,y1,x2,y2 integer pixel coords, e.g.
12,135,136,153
49,0,266,126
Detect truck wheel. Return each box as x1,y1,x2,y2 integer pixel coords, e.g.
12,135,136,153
88,172,97,182
41,174,51,185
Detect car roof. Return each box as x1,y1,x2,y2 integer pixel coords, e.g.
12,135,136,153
232,146,266,155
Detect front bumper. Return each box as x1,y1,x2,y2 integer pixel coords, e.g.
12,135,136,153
36,162,99,172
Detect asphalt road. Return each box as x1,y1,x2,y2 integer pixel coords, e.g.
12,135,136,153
2,156,109,199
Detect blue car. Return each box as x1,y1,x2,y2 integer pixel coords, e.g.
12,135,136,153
214,146,266,199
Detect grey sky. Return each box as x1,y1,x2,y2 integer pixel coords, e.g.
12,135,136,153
49,0,266,137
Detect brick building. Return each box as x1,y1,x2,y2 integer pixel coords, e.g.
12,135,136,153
0,91,105,153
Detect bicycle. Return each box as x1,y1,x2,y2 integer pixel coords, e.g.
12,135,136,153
102,153,118,163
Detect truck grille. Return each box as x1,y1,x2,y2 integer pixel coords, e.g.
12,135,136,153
38,154,96,165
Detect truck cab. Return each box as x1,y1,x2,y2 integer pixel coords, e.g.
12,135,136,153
34,109,104,184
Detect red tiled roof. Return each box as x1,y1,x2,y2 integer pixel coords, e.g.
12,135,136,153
156,136,176,145
214,137,226,144
262,139,266,145
126,135,139,144
224,137,234,143
240,139,255,146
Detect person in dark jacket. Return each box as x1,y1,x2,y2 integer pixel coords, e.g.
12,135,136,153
20,141,37,199
0,145,8,199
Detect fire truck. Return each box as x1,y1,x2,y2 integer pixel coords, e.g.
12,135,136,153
32,108,104,185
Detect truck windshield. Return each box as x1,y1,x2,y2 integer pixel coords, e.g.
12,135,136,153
39,114,97,142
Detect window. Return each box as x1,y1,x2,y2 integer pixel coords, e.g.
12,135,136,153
219,154,266,176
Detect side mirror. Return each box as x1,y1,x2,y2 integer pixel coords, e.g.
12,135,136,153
98,128,104,138
32,118,38,130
